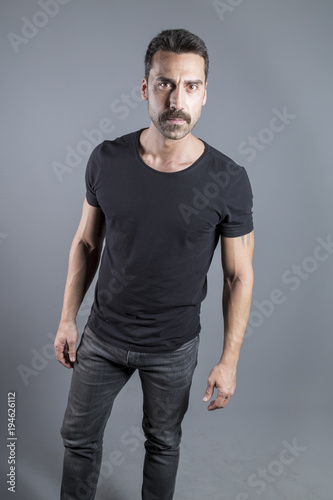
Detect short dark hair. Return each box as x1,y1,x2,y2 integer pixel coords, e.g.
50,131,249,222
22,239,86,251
144,29,209,83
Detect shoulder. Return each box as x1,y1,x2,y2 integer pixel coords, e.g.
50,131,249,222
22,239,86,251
201,139,251,195
203,140,243,173
91,129,140,161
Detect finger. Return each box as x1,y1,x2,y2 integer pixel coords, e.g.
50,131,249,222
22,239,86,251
68,339,77,363
56,349,72,369
207,399,217,411
55,340,73,369
216,393,230,406
208,395,230,411
207,399,225,411
203,381,214,402
64,342,75,368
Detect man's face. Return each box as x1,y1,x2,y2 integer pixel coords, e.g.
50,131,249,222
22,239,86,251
141,51,207,140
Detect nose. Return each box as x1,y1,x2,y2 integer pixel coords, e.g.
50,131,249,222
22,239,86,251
169,85,185,110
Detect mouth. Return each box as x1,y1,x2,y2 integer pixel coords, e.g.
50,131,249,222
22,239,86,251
160,111,191,126
166,118,186,124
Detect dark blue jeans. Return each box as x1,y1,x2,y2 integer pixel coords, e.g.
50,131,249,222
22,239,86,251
60,324,199,500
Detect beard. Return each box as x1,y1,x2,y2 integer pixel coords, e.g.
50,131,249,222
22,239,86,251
148,104,202,140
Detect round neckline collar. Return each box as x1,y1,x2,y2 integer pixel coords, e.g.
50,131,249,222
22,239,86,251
135,128,208,175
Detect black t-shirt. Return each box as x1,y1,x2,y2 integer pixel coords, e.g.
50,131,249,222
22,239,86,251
85,128,253,352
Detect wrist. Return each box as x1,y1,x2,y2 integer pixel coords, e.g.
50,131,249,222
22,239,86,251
219,349,240,368
59,317,77,326
218,356,238,369
220,335,243,366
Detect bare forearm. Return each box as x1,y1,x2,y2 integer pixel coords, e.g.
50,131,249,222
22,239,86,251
220,274,253,366
60,239,102,323
203,232,254,410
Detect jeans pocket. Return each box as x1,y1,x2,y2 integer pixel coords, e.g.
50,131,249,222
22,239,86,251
176,334,199,352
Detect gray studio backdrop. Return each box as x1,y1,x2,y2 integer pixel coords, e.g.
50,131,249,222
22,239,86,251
1,1,332,499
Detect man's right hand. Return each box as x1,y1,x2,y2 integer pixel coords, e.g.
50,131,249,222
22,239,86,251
54,198,105,369
54,321,79,369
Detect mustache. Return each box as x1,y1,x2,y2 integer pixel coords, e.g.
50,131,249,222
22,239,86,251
160,110,191,124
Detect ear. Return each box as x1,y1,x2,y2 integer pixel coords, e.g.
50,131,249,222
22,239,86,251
141,77,148,101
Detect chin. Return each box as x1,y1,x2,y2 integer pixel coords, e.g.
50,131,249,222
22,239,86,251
160,124,192,141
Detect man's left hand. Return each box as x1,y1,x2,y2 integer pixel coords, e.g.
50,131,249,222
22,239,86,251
203,363,236,411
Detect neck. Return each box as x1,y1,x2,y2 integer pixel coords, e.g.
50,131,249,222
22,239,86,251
138,124,204,173
140,124,199,162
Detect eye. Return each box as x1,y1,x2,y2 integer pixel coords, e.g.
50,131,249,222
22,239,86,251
187,84,198,91
158,82,171,89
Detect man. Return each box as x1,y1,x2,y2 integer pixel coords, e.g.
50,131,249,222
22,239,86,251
55,28,254,500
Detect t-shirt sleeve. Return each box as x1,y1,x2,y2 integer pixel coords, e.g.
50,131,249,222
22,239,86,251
85,146,101,207
218,168,254,237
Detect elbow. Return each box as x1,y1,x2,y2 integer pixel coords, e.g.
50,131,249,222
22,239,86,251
224,269,254,288
72,236,103,255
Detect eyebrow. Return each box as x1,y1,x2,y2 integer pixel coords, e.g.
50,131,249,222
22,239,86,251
155,76,204,86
